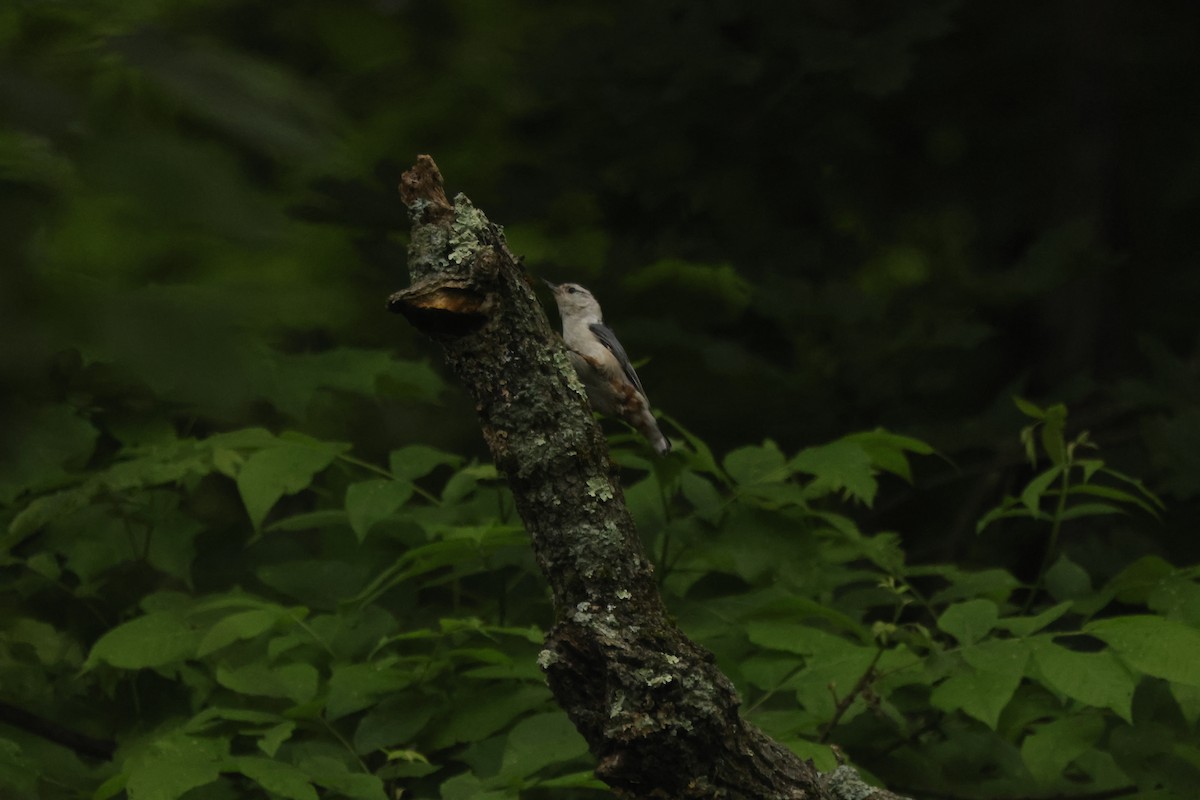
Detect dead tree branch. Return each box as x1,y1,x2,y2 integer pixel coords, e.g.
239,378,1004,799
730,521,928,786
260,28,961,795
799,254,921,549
387,154,909,800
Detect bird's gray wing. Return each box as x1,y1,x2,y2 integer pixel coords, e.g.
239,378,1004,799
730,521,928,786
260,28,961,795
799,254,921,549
589,322,646,395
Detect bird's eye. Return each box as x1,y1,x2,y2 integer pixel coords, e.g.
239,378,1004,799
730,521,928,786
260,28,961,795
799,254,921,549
566,287,577,294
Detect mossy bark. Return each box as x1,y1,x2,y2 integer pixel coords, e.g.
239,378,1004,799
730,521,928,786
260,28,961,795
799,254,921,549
388,155,908,800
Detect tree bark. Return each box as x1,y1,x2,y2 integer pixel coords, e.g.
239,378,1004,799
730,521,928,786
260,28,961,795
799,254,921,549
387,155,908,800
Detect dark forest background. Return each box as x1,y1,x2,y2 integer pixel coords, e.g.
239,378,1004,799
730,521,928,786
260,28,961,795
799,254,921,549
3,2,1200,798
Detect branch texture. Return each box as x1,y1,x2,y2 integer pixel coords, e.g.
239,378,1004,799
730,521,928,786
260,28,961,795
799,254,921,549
388,155,909,800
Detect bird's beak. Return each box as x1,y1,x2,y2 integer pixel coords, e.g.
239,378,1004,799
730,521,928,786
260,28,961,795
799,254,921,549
542,279,558,291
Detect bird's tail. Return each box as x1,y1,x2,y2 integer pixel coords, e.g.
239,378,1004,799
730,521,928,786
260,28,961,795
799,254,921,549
634,408,671,455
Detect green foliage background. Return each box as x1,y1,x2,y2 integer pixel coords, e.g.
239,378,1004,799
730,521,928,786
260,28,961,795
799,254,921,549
3,2,1200,798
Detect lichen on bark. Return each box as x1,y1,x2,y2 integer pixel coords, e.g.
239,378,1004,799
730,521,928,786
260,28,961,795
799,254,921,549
387,155,909,800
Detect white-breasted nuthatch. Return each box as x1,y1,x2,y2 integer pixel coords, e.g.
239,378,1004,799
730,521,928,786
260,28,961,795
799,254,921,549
546,281,671,455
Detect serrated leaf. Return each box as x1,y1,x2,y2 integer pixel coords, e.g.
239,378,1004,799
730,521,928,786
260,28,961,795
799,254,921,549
345,479,414,542
660,412,725,482
86,611,198,670
1085,616,1200,687
723,442,787,485
789,440,877,505
844,429,934,482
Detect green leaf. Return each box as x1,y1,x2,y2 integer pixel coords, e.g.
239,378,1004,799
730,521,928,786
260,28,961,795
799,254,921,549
326,661,414,720
353,693,442,754
125,731,227,800
1040,403,1067,465
1067,482,1160,517
843,429,934,482
1056,502,1123,521
937,599,999,645
296,755,387,800
1045,554,1092,601
1094,465,1166,510
6,485,96,548
1020,466,1062,513
424,685,551,749
498,712,589,780
86,611,198,670
789,440,877,505
932,639,1029,729
231,756,317,800
1085,616,1200,687
1031,639,1135,721
216,662,319,702
724,442,787,485
197,609,280,657
1021,711,1105,784
265,348,444,416
258,722,295,758
439,772,508,800
0,738,37,796
930,568,1021,605
659,413,725,481
747,622,860,656
345,479,414,542
531,770,609,790
1105,556,1175,604
679,471,724,517
996,601,1072,637
258,559,371,609
1013,395,1045,420
266,509,351,532
186,708,285,733
975,500,1042,533
0,403,97,504
236,439,347,528
388,445,463,480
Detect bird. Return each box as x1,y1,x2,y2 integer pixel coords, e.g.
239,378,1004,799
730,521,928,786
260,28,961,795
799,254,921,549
545,281,671,455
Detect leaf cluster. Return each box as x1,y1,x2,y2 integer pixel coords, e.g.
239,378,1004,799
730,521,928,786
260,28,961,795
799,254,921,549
3,403,1198,799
